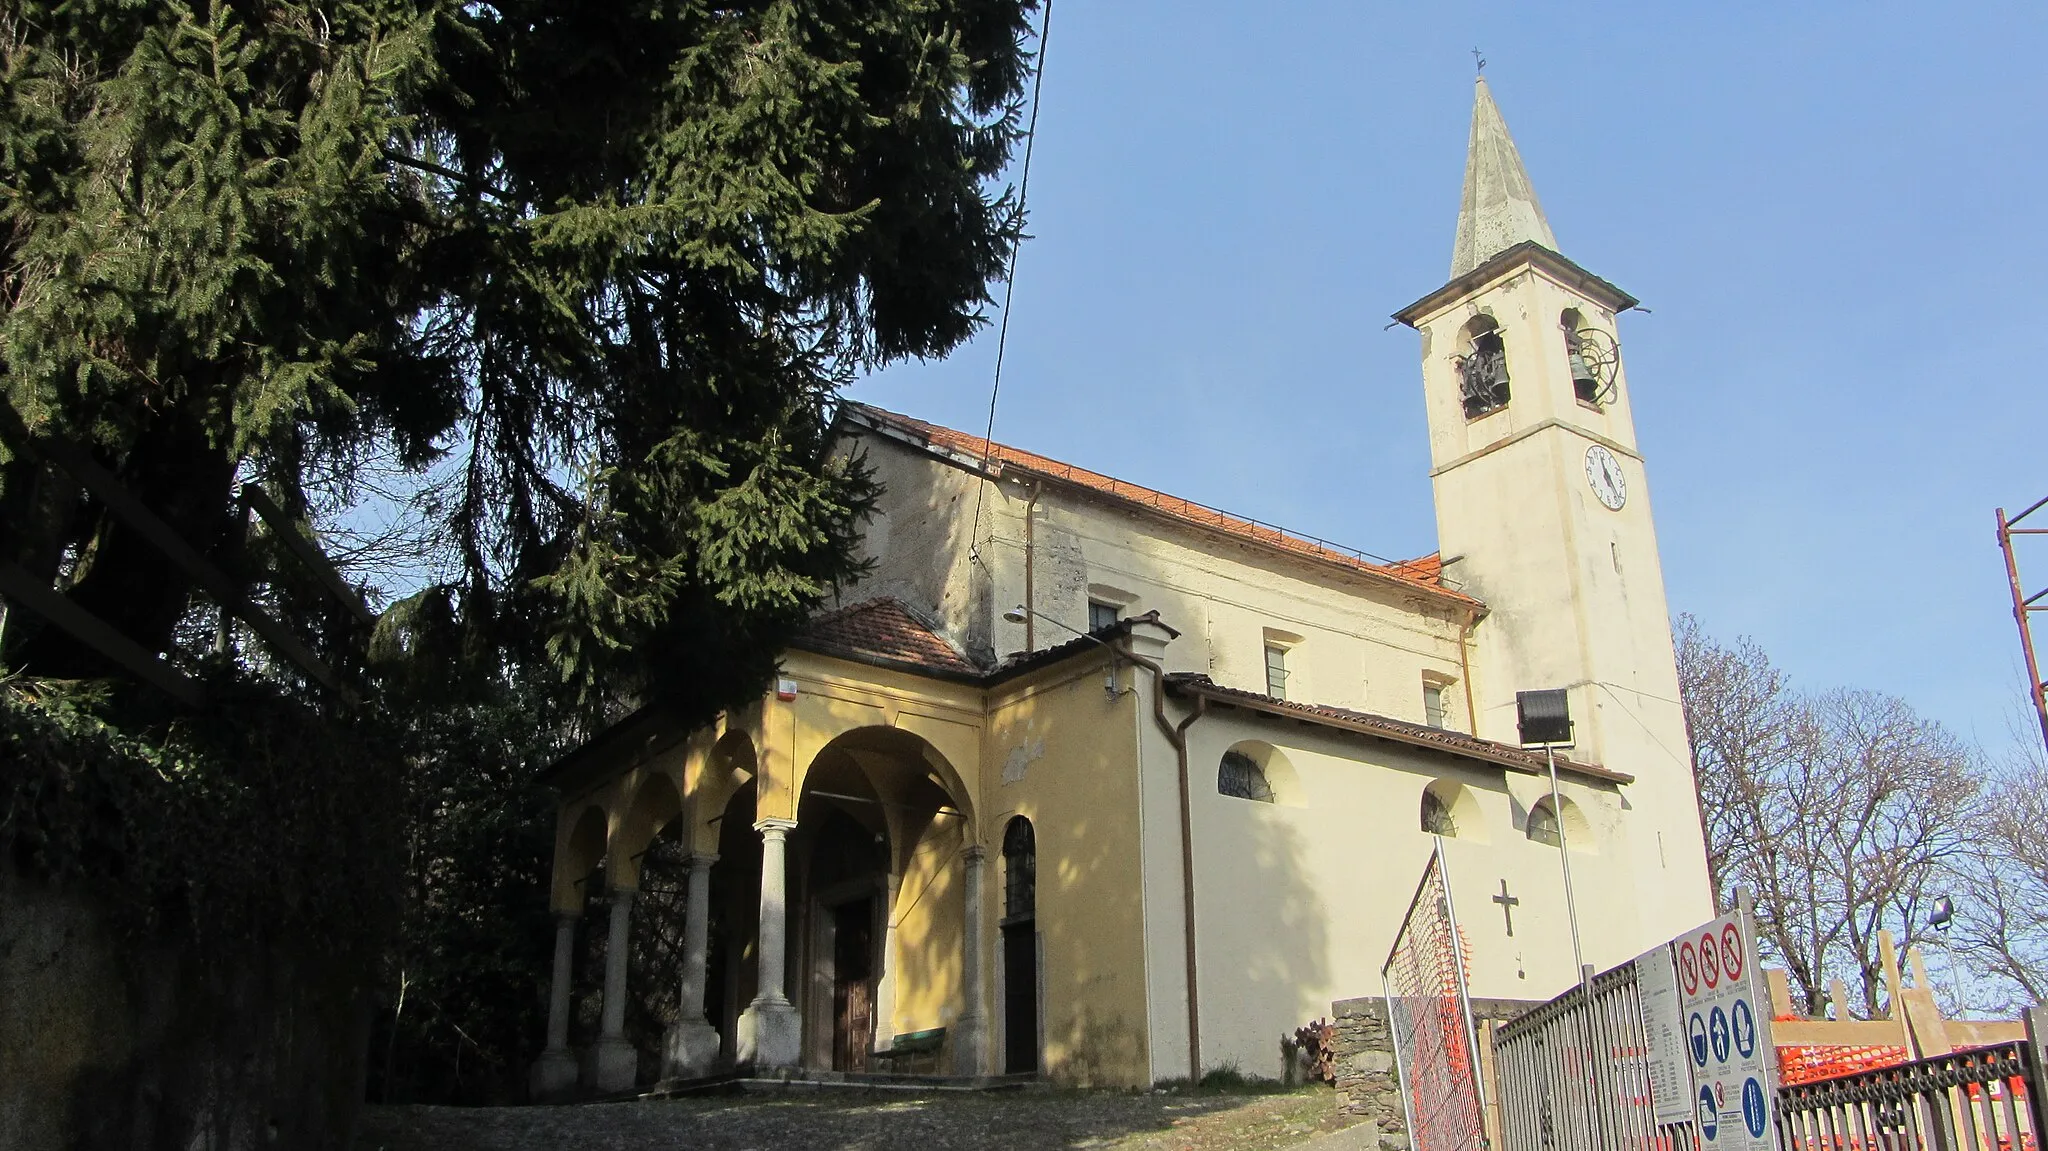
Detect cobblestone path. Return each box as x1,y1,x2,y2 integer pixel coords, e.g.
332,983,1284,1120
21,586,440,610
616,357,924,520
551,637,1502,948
357,1087,1362,1151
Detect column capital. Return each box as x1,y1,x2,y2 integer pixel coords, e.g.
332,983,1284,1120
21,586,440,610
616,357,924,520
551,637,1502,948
554,908,581,925
686,851,722,869
753,816,799,837
961,844,989,864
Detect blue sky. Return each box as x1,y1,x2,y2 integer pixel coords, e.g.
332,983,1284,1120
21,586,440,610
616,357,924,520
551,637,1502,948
854,1,2048,756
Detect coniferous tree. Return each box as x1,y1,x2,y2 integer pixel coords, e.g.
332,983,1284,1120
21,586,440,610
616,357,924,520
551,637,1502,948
2,0,1035,715
1,0,1038,1131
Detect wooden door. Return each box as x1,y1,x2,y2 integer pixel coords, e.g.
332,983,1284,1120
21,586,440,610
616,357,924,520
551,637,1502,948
1002,920,1038,1074
832,898,874,1072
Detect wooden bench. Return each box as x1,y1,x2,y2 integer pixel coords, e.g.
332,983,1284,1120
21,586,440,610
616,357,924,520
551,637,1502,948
871,1027,947,1075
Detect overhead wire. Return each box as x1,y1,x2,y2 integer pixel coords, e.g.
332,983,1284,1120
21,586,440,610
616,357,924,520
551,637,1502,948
968,0,1053,569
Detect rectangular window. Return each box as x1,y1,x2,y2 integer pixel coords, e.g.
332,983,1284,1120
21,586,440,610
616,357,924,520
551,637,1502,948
1423,682,1447,729
1264,644,1289,700
1088,600,1120,633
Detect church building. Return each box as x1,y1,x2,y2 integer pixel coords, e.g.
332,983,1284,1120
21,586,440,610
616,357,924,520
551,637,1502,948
529,77,1715,1096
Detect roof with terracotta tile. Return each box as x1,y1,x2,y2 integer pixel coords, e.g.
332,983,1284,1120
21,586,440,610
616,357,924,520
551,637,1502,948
1165,673,1630,785
841,403,1480,609
794,597,983,678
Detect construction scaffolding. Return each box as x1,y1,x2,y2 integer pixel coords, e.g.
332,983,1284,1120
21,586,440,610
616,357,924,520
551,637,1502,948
1996,495,2048,753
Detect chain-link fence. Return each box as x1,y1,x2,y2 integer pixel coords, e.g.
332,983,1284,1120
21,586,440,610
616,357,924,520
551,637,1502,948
1382,839,1486,1151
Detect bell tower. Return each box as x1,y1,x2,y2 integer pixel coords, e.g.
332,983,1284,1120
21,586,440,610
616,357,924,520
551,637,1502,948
1394,76,1713,946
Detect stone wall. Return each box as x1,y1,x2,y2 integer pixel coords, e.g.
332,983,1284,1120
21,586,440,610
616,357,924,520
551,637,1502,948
1330,995,1539,1149
0,868,371,1151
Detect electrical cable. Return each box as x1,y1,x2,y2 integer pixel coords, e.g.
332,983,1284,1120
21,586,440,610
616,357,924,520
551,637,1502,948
968,0,1053,569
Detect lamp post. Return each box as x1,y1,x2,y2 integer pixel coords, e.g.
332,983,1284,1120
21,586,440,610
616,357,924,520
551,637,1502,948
1517,688,1586,981
1003,605,1122,697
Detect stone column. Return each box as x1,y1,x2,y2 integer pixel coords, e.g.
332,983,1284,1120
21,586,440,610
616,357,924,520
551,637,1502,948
953,845,989,1076
737,818,801,1070
588,888,639,1092
527,911,580,1098
661,852,722,1080
872,871,903,1053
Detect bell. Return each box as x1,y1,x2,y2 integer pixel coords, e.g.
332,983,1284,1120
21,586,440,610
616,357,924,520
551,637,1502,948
1569,348,1596,394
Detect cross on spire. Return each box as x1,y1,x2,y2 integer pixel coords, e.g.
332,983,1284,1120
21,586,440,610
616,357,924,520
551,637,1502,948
1493,878,1520,936
1472,47,1486,75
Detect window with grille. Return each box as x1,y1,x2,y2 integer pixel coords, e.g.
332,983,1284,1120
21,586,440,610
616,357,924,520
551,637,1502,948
1526,799,1561,847
1421,790,1457,837
1424,682,1447,729
1218,749,1275,803
1088,600,1120,633
1264,644,1288,699
1002,817,1036,920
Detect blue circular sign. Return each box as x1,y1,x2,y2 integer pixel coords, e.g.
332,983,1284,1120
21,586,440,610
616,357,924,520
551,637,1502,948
1689,1011,1709,1067
1732,998,1757,1059
1697,1085,1719,1141
1709,1005,1731,1063
1743,1076,1768,1137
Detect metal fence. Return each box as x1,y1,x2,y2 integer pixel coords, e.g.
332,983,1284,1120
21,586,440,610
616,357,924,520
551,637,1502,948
1778,1039,2044,1151
1492,958,1698,1150
1383,840,1487,1151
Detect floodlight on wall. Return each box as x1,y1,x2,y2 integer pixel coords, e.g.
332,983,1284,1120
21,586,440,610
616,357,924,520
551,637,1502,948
1518,685,1586,986
1516,688,1574,747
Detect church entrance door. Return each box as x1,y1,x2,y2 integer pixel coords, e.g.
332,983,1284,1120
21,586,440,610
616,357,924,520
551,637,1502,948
1001,919,1038,1074
831,897,875,1072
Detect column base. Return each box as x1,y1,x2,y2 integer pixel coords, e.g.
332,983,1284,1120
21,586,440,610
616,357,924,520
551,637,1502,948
661,1019,724,1080
584,1036,639,1093
951,1014,987,1077
528,1047,578,1100
737,997,801,1070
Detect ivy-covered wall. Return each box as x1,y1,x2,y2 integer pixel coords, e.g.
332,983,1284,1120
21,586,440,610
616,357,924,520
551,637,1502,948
0,680,398,1149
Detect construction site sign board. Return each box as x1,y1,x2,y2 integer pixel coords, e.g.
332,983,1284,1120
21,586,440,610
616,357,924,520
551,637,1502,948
1676,911,1775,1150
1635,940,1696,1126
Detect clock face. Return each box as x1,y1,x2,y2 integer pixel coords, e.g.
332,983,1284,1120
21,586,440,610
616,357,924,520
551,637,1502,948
1584,444,1627,510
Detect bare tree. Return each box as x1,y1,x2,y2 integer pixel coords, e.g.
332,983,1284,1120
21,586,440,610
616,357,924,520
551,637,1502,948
1949,746,2048,1009
1675,616,1983,1018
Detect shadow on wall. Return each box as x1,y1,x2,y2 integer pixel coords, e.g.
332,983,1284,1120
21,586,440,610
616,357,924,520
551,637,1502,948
1036,798,1148,1087
1198,789,1331,1082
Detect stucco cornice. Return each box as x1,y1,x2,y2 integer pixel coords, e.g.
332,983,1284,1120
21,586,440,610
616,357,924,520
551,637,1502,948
1393,241,1638,329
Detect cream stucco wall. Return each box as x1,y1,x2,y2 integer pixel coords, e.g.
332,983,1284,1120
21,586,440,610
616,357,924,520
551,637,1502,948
847,428,1477,730
1173,703,1641,1080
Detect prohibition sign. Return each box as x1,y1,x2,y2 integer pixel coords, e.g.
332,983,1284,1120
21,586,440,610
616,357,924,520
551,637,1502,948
1720,924,1745,982
1680,941,1700,995
1701,932,1721,989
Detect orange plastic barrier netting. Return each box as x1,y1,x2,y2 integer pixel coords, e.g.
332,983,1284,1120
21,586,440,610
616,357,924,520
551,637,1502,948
1776,1042,1911,1086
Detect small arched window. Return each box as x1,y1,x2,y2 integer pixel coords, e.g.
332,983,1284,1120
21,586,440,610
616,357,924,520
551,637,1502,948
1421,790,1458,837
1456,315,1511,419
1002,817,1036,920
1218,749,1275,803
1527,798,1561,846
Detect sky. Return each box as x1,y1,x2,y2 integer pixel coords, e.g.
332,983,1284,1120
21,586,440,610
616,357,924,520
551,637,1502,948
852,1,2048,759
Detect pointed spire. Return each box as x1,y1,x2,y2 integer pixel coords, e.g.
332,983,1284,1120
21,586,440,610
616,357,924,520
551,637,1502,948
1449,77,1558,279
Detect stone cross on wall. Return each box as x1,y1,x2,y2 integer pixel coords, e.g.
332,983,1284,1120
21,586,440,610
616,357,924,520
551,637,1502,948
1493,878,1519,936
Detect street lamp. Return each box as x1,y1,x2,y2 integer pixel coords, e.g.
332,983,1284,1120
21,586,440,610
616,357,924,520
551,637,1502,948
1003,605,1123,698
1517,688,1587,984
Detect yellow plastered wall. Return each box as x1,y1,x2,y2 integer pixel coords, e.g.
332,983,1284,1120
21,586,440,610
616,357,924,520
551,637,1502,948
985,658,1151,1086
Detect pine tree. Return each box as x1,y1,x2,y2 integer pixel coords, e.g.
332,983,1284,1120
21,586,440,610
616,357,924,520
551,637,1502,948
2,0,1035,717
